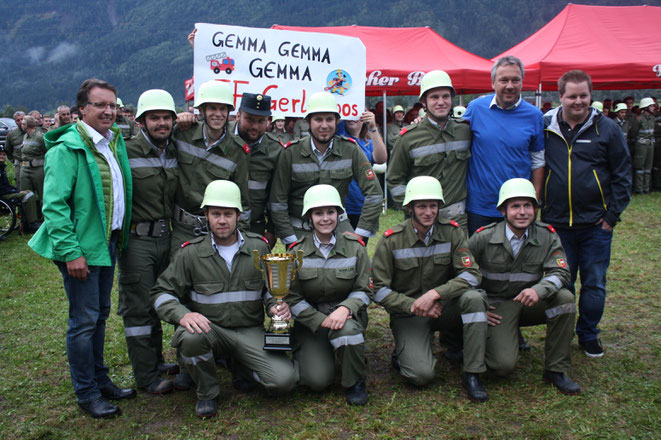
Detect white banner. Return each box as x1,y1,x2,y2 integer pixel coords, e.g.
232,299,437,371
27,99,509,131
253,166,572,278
193,23,366,118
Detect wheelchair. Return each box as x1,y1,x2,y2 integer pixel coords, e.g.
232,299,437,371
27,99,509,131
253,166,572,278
0,197,22,239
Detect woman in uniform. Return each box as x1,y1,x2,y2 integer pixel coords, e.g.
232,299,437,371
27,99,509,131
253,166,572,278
286,184,372,405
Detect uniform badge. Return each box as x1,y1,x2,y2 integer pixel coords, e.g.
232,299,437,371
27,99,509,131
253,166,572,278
365,169,375,180
242,144,251,154
556,257,567,267
368,277,374,290
461,255,472,267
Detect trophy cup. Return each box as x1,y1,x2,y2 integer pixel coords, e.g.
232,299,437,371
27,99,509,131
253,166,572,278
253,250,303,351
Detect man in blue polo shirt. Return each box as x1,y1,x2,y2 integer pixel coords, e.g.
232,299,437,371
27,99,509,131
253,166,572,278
462,56,545,235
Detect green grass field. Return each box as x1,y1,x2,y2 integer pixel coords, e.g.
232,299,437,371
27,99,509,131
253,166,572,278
0,195,659,439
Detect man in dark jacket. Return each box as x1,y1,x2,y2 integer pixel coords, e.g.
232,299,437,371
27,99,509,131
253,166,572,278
541,70,631,359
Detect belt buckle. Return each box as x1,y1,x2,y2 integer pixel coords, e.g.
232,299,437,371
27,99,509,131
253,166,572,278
156,219,169,236
193,216,208,236
135,222,150,236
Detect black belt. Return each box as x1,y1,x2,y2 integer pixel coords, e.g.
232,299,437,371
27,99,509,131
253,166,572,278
130,219,170,237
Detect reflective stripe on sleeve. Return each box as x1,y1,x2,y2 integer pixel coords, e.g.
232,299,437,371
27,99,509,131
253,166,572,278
457,271,479,288
354,227,375,238
374,287,392,303
542,275,563,290
363,195,382,205
240,209,251,221
190,290,261,304
291,300,312,317
181,350,214,366
393,243,451,259
329,333,365,349
348,291,371,306
176,140,237,172
545,303,577,319
154,293,179,310
124,325,152,337
461,312,488,324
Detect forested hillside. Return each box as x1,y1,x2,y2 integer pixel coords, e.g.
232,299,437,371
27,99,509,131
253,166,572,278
0,0,655,112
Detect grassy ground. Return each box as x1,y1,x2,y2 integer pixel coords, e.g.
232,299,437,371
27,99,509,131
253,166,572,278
0,195,659,439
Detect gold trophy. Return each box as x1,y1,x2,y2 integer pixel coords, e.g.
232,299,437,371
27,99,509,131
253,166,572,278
253,250,303,351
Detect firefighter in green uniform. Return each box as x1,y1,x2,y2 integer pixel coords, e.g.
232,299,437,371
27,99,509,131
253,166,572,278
151,180,297,418
115,98,139,141
171,80,250,249
386,105,406,156
469,178,581,395
653,104,661,190
268,115,292,146
268,91,383,247
0,145,40,233
293,118,309,140
613,103,630,138
372,176,489,402
387,71,472,229
629,97,657,193
20,115,47,217
5,111,26,189
118,89,180,396
286,184,371,405
227,93,283,245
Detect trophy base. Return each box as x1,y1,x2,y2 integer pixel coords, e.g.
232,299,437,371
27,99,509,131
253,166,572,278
263,331,292,351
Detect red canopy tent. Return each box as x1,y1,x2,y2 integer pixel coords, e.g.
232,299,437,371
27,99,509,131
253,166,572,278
271,25,494,96
494,4,661,91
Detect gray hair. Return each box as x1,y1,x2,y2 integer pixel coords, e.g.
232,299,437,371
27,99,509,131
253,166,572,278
491,56,525,83
57,105,70,113
13,111,25,118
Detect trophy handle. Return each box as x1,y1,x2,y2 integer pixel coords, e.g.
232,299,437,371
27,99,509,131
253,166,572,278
252,250,265,277
291,250,304,281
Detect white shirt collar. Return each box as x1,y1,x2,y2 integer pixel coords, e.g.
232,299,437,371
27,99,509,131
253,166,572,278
414,225,434,245
505,223,528,242
310,137,334,158
489,95,523,110
80,120,113,144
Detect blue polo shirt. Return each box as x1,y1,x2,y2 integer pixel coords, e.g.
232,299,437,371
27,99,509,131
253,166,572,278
336,121,374,215
463,94,544,217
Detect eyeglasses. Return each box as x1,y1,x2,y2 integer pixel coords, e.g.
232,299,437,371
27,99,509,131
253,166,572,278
88,101,118,111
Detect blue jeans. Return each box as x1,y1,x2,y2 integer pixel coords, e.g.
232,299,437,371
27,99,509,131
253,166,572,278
555,225,613,344
56,235,118,403
467,212,502,236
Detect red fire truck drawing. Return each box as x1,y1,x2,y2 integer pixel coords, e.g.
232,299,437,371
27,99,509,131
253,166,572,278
210,57,235,74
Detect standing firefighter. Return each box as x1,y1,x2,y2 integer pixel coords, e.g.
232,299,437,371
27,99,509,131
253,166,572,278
469,178,581,395
372,176,489,402
286,184,372,405
118,89,180,395
268,91,382,246
171,80,250,248
387,70,471,229
629,97,657,194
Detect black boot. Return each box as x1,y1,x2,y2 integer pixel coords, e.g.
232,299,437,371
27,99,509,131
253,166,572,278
345,378,368,405
462,373,488,403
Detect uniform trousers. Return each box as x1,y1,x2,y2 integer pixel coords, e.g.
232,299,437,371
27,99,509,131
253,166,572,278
486,289,576,375
632,142,654,192
293,309,367,390
118,233,171,387
172,324,297,400
391,289,487,386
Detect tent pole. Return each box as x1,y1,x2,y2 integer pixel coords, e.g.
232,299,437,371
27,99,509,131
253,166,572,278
383,90,388,211
536,84,542,108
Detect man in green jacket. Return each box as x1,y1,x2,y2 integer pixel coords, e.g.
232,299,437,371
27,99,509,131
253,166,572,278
469,178,580,395
151,180,297,418
4,111,26,188
29,78,135,419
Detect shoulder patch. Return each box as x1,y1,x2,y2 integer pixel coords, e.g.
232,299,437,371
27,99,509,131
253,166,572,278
283,141,292,149
242,143,250,154
547,224,556,233
399,127,408,136
260,236,269,244
450,220,460,228
383,228,395,237
180,241,191,248
343,231,366,246
365,168,375,180
475,226,486,234
287,241,298,250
